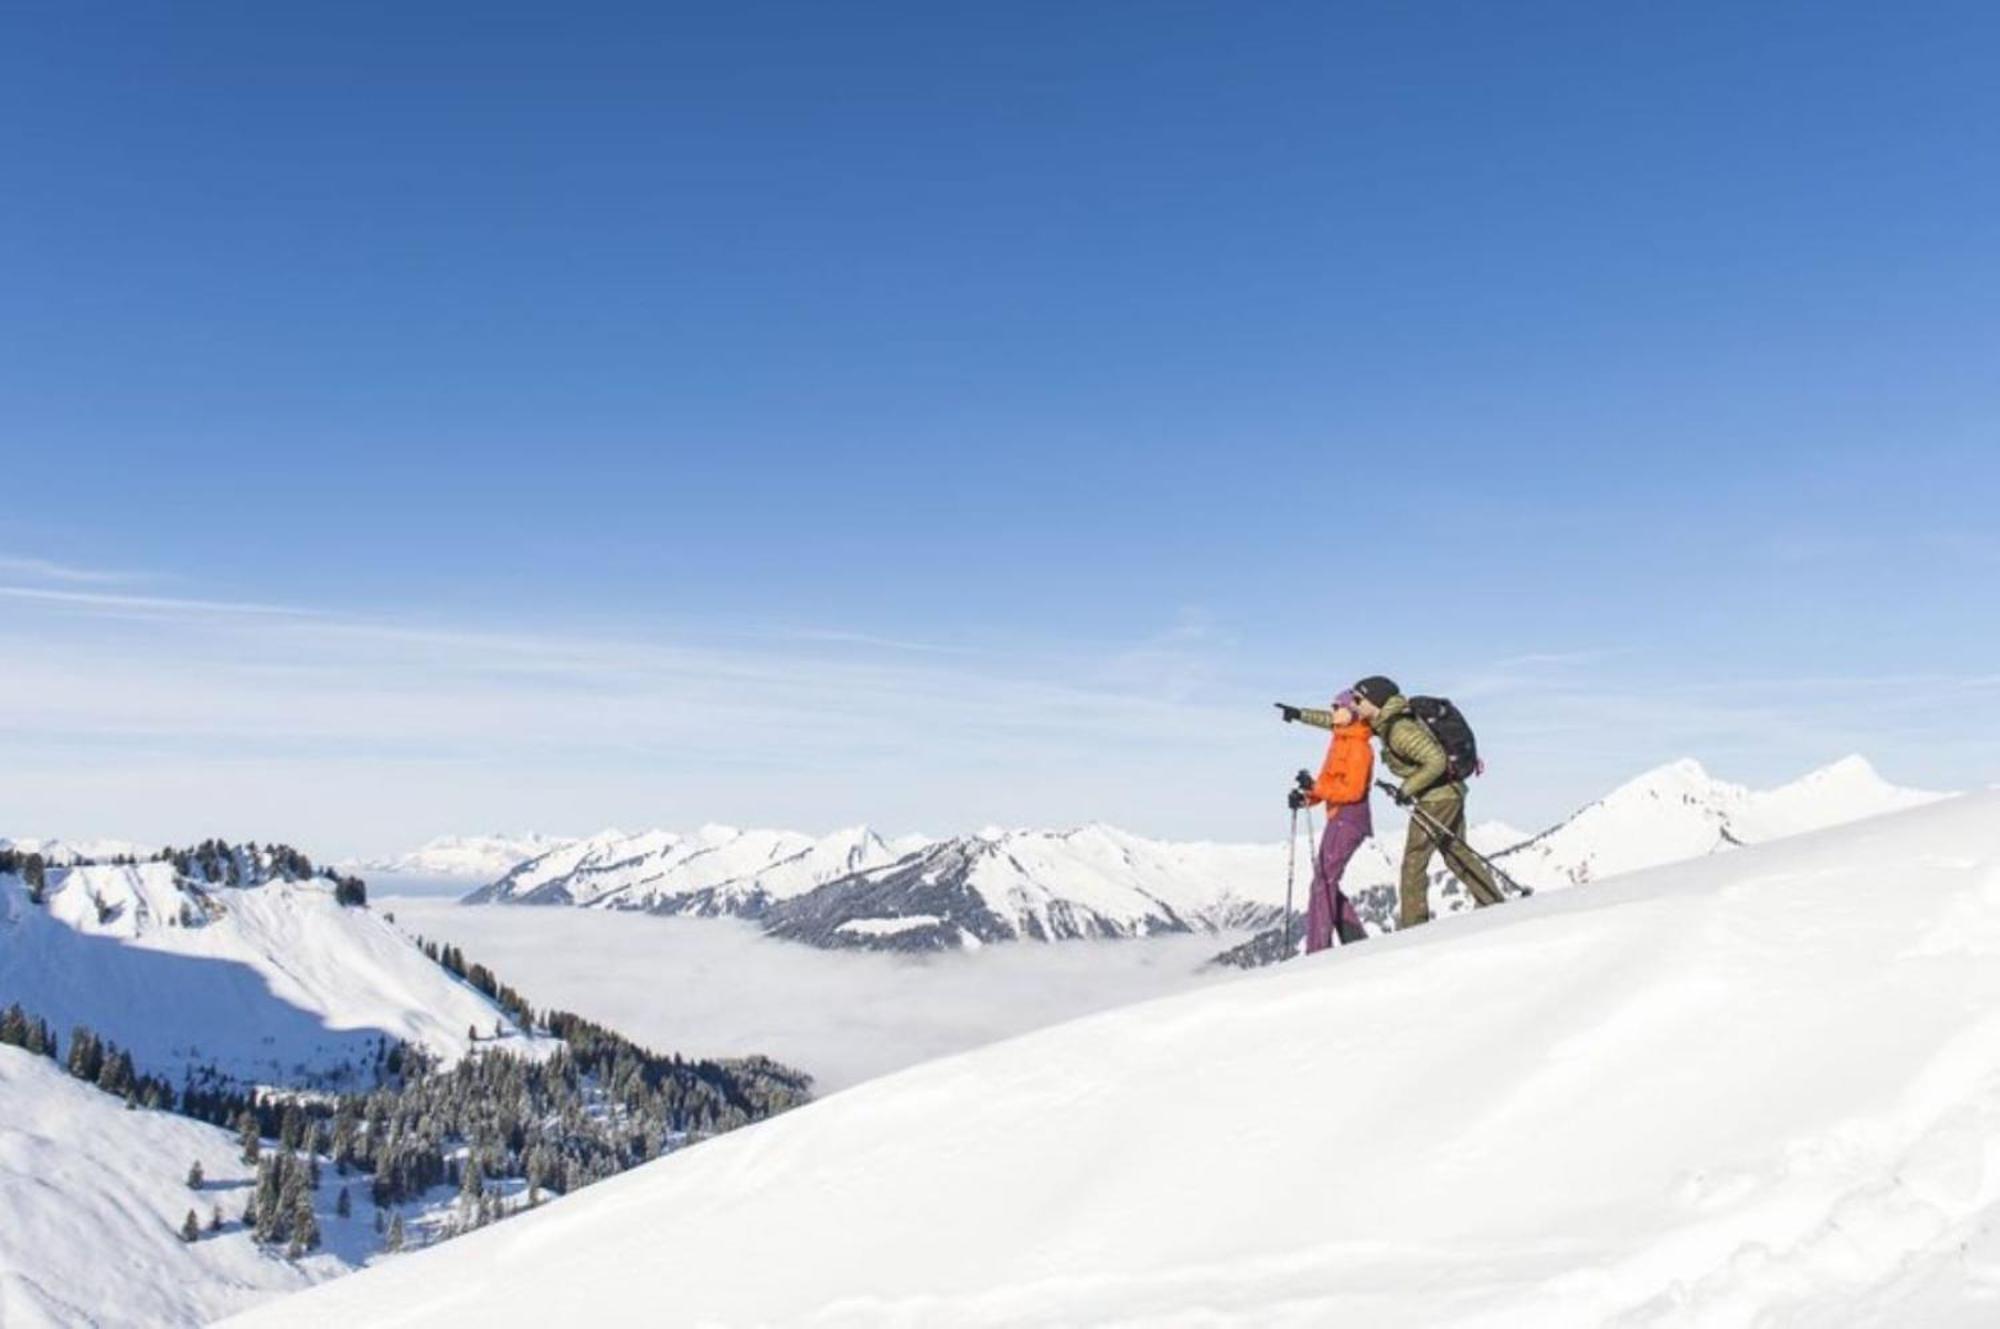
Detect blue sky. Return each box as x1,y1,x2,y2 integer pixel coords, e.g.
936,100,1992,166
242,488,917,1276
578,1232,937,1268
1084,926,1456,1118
3,2,1995,854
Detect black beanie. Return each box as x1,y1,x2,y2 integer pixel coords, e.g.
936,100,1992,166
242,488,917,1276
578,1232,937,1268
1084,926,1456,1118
1353,675,1400,707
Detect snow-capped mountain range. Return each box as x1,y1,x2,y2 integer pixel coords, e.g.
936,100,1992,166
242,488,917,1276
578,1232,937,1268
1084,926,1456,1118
1487,753,1942,891
351,832,581,880
457,756,1948,952
229,789,2000,1328
464,824,927,914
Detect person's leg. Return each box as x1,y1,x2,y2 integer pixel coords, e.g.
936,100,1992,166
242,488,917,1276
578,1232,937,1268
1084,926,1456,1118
1397,815,1437,929
1304,818,1336,953
1318,806,1372,944
1334,890,1368,944
1419,786,1504,907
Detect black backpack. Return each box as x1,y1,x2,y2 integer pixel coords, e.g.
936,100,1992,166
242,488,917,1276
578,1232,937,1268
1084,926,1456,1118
1396,696,1482,781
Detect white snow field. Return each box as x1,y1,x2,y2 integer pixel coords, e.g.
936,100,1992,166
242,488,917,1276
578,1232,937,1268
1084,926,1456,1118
231,789,2000,1328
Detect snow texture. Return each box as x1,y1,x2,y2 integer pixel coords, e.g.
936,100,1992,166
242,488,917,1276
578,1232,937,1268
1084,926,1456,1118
0,1047,338,1327
229,790,2000,1328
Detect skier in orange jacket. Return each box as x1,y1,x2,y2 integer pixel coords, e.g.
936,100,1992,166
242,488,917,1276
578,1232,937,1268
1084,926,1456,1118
1278,689,1374,951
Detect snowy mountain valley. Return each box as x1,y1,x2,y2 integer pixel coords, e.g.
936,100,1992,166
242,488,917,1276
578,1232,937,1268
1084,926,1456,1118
0,756,1961,1327
235,787,2000,1327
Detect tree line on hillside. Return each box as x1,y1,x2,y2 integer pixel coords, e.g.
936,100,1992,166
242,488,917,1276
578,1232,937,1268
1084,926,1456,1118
0,839,366,907
0,931,813,1258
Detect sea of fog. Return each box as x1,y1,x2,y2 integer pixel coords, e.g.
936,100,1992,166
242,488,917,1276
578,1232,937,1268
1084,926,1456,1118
381,887,1257,1094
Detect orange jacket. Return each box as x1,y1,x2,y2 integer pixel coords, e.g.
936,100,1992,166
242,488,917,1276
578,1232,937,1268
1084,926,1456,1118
1309,722,1374,806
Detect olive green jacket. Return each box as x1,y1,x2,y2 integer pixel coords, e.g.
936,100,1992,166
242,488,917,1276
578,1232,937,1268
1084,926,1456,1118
1372,695,1455,802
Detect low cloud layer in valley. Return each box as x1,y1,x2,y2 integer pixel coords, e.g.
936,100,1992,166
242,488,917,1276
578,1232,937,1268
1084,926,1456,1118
383,892,1253,1092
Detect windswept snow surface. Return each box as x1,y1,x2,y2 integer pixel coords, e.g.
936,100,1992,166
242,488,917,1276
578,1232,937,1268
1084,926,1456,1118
233,791,2000,1328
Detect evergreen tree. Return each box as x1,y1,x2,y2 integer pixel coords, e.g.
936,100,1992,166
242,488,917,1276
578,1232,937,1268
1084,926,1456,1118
237,1111,261,1164
66,1026,102,1082
252,1178,283,1243
23,854,46,904
97,1047,135,1097
181,1209,200,1243
210,1206,224,1233
187,1159,204,1190
385,1211,406,1253
286,1184,319,1258
335,1186,351,1220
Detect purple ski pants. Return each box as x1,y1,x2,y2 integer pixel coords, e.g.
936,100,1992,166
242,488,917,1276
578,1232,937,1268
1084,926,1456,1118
1306,800,1372,953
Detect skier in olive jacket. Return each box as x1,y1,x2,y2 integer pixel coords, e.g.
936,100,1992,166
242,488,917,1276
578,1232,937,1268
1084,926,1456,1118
1349,675,1504,929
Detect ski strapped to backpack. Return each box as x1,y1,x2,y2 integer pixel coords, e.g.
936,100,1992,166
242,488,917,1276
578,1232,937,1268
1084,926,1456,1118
1389,696,1483,781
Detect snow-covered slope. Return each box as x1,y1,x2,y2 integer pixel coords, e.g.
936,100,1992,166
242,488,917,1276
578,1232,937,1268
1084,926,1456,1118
1491,754,1944,892
230,791,2000,1328
355,833,578,880
0,857,534,1087
466,825,921,916
0,1045,346,1327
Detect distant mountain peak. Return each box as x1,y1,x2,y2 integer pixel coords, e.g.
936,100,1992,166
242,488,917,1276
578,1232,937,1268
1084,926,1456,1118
457,755,1951,952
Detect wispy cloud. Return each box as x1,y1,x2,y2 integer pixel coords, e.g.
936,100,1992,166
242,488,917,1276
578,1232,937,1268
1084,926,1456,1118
1486,647,1629,670
0,586,314,618
772,626,976,656
0,575,1267,854
0,555,144,585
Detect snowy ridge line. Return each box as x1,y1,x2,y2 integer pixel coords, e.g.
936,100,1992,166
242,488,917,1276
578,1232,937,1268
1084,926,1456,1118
0,845,517,1089
458,756,1947,953
225,792,2000,1328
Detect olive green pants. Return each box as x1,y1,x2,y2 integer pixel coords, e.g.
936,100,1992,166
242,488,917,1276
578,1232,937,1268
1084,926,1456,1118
1398,783,1504,929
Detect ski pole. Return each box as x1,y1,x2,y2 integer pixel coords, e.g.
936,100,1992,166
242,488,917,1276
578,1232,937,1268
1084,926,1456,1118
1282,804,1299,960
1375,780,1533,900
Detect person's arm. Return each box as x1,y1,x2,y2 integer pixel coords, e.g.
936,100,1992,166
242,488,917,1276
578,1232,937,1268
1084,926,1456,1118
1390,717,1449,800
1293,707,1339,732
